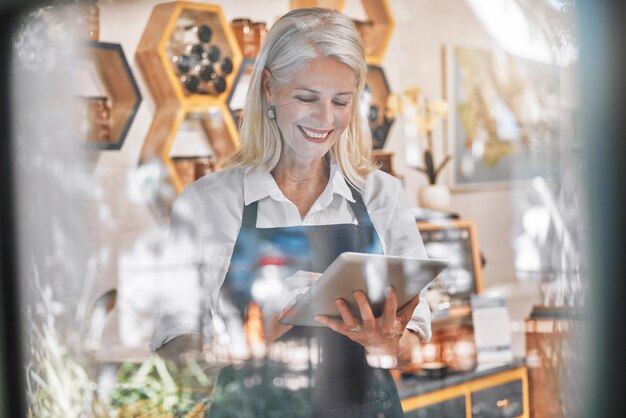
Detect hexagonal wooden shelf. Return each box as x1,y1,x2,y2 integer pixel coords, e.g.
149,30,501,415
290,0,346,10
137,2,243,194
141,102,239,193
365,64,394,149
80,41,142,150
136,1,242,106
359,0,394,65
289,0,394,65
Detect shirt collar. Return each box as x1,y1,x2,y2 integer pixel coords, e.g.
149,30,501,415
243,160,355,206
243,166,280,205
327,160,355,203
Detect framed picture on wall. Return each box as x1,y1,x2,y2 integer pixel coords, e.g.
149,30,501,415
442,45,563,190
417,219,483,309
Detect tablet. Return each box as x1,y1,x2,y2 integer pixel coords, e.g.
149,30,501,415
280,252,449,327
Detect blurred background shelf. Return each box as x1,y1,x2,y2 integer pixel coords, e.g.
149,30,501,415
79,41,142,150
136,1,242,195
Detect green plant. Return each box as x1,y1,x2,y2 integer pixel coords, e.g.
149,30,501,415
26,322,103,418
388,88,452,184
110,356,212,418
413,98,451,185
23,257,213,417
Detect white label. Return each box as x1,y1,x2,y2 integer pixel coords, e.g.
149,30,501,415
471,295,514,365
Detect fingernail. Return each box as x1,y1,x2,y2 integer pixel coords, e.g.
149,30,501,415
314,316,322,322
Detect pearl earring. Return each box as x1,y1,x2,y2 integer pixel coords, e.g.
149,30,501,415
267,105,276,120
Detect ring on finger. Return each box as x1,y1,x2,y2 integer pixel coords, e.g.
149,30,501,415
349,323,362,333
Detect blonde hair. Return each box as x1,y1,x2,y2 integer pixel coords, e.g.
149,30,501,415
227,7,376,190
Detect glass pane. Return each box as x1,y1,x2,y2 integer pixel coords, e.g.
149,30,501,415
7,1,591,417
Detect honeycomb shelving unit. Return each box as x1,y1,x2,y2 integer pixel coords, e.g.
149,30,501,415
358,0,394,65
289,0,394,65
141,103,239,193
136,1,242,193
80,41,142,150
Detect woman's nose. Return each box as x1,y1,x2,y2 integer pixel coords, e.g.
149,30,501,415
312,101,334,126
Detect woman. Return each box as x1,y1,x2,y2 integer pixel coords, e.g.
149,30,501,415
152,7,431,417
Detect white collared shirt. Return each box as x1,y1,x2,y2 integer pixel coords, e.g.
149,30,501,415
151,163,431,351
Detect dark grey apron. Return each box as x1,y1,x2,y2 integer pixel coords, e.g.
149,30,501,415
208,186,404,418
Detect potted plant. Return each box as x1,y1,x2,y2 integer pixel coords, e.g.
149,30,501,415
415,98,452,210
388,88,452,210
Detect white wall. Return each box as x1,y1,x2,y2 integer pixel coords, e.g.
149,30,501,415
94,0,519,301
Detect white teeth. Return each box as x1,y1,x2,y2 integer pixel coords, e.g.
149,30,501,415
301,127,329,139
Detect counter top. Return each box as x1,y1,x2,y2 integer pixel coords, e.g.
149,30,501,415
396,359,526,399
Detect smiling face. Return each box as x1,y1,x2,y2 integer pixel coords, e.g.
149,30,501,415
264,56,356,167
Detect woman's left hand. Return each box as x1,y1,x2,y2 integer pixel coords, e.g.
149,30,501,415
314,287,421,358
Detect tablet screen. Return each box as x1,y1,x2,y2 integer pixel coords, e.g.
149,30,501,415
280,252,448,327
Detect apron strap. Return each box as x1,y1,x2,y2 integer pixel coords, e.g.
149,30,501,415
241,200,259,228
348,185,373,226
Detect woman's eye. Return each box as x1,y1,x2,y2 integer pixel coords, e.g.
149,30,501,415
333,101,350,107
296,97,316,103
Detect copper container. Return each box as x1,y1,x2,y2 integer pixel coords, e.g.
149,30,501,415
525,306,579,418
194,159,215,180
442,337,477,372
420,341,441,364
173,158,196,186
84,96,111,143
87,96,110,122
88,3,100,41
76,1,99,41
231,18,255,58
251,22,267,57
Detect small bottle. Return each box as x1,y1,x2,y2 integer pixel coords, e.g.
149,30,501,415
212,76,227,94
206,45,221,63
196,24,212,43
182,24,213,44
220,57,233,75
172,54,194,74
190,44,204,59
182,75,200,93
200,76,227,95
199,64,216,82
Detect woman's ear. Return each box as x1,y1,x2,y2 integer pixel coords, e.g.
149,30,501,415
262,67,273,104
